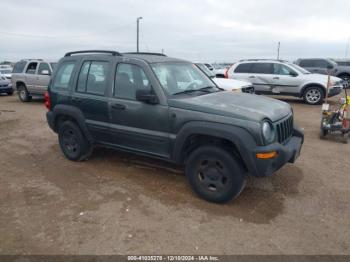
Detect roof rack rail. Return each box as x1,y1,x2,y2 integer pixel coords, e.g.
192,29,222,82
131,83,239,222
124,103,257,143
124,52,167,57
64,50,122,57
21,59,44,61
239,59,289,62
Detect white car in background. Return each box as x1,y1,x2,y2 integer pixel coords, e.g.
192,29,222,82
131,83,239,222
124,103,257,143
195,63,255,93
0,68,13,79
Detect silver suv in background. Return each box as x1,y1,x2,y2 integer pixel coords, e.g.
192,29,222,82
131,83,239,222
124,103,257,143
295,58,350,83
227,59,343,105
11,59,57,102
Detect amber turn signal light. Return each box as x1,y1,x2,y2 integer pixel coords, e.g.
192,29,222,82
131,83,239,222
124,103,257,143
256,151,278,159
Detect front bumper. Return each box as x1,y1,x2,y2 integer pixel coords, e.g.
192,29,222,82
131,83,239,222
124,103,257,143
328,86,342,97
0,86,13,94
252,127,304,177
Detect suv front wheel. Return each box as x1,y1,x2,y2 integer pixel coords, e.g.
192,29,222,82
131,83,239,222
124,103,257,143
185,145,246,203
58,121,93,161
303,86,324,105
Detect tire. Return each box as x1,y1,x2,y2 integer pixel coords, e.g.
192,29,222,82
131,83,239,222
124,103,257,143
58,121,93,161
17,85,32,102
303,86,324,105
185,145,246,203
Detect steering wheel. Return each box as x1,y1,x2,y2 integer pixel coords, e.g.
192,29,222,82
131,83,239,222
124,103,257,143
186,81,199,90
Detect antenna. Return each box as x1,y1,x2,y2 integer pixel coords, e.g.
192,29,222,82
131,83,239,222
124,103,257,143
277,42,281,60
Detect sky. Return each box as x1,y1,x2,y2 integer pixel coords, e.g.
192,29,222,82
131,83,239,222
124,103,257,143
1,0,350,62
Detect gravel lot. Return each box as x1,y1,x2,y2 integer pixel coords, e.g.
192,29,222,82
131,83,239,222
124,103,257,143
0,93,349,255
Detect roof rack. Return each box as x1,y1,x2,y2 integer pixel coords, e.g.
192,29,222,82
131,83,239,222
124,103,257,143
64,50,122,57
20,59,44,61
124,52,167,57
239,59,289,62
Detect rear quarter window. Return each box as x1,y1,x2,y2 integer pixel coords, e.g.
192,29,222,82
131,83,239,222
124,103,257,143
51,61,76,90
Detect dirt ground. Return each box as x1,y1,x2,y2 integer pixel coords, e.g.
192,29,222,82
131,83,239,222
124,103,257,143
0,93,349,255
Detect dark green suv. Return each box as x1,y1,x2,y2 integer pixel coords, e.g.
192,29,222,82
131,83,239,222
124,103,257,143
46,50,304,203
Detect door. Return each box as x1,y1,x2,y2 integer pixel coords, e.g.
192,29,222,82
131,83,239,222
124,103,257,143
248,63,275,94
71,60,112,143
271,63,301,94
109,62,170,157
36,62,51,94
24,62,38,93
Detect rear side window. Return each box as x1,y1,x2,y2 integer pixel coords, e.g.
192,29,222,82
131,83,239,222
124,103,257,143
251,63,273,74
13,61,26,73
234,63,253,73
76,61,109,95
52,62,76,90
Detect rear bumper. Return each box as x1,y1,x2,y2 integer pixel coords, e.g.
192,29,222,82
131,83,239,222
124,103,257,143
46,111,56,132
251,127,304,177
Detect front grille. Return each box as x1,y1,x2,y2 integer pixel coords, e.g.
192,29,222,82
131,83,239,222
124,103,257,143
275,115,293,144
241,85,255,94
0,84,8,88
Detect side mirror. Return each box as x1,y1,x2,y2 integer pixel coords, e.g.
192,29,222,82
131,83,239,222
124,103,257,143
41,70,50,75
136,89,158,104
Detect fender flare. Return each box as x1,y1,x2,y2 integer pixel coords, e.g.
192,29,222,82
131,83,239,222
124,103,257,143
51,104,94,143
172,121,259,175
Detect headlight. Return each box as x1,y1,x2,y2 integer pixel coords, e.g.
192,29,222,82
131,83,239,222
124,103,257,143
262,121,275,144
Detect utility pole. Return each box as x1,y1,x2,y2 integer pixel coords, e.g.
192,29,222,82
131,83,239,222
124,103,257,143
277,41,281,60
346,37,350,58
136,17,143,53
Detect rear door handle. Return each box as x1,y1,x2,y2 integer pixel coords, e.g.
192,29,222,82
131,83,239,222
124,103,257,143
111,103,126,110
273,77,280,80
249,76,255,79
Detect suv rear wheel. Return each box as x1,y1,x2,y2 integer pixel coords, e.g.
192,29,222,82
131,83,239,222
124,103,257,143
17,85,32,102
58,121,93,161
185,145,246,203
303,86,324,105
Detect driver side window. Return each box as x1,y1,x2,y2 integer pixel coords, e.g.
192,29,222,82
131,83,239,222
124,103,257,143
274,64,295,75
114,63,151,100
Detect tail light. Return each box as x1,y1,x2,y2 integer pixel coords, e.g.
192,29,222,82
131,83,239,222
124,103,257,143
224,68,228,78
224,64,234,79
44,91,51,110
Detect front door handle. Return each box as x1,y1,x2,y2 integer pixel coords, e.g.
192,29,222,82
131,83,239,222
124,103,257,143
111,103,126,110
249,75,255,79
273,77,280,80
72,97,82,103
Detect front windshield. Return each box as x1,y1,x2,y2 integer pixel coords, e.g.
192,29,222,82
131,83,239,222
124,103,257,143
287,63,310,74
0,69,12,74
195,63,215,78
151,62,219,95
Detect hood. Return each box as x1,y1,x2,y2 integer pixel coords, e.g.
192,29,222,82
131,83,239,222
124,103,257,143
168,91,291,122
301,73,342,85
213,78,252,90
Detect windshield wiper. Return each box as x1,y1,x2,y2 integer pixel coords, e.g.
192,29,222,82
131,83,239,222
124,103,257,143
172,86,219,96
